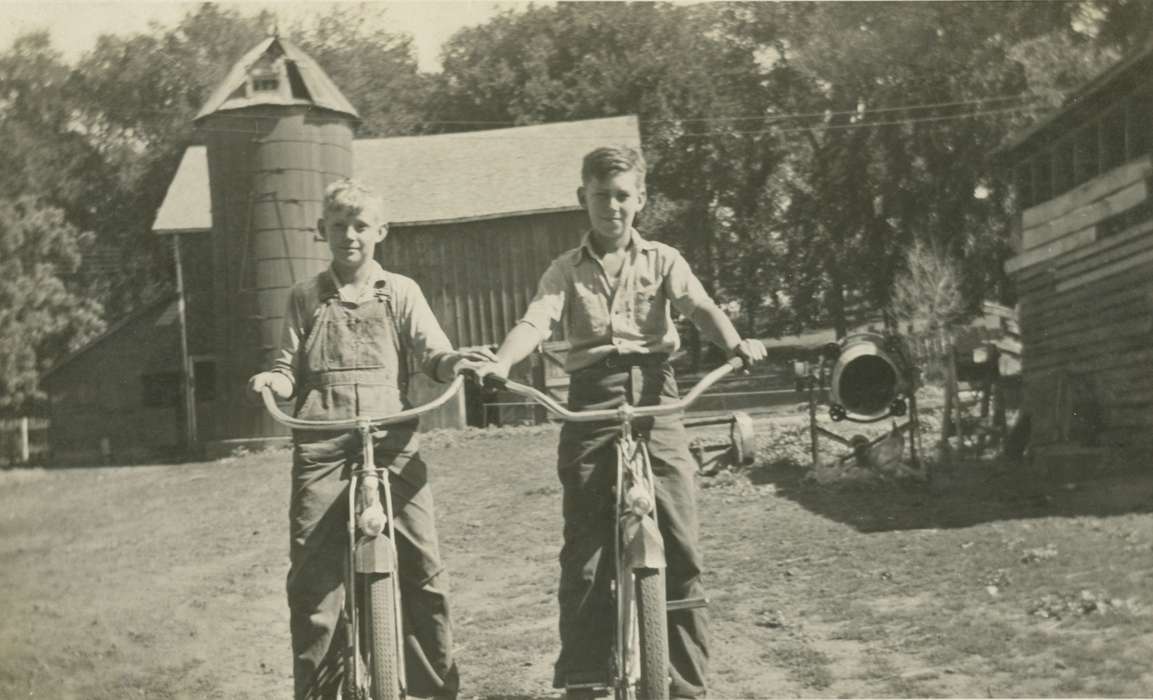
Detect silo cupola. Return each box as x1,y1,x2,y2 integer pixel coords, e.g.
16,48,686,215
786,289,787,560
194,35,359,121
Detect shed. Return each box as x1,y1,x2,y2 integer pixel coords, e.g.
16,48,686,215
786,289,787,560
999,40,1153,473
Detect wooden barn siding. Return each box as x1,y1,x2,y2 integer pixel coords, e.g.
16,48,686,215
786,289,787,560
380,210,587,429
384,211,587,348
44,302,184,463
1009,157,1153,450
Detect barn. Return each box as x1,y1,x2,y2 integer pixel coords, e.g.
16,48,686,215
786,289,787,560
1000,41,1153,473
43,36,639,462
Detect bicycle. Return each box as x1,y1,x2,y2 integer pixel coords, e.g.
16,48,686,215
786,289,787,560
474,356,749,700
260,375,465,700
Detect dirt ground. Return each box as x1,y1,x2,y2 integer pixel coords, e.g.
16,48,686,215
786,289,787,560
2,416,1152,699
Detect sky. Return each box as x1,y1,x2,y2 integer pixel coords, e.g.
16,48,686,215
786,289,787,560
0,0,532,72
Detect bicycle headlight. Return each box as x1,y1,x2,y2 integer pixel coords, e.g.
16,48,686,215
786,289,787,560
625,484,654,517
358,505,387,537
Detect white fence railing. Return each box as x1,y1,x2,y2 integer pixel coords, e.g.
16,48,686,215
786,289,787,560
0,417,49,466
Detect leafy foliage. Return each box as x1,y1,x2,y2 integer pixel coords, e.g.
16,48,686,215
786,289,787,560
0,198,104,410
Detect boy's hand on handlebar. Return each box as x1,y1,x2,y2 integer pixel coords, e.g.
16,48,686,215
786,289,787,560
732,338,768,368
446,347,499,379
248,371,292,401
472,358,511,386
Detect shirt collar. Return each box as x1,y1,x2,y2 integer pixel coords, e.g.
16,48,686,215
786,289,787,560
325,259,388,302
573,228,655,264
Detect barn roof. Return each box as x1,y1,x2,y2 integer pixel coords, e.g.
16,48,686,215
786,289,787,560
194,36,359,121
153,115,642,232
40,294,179,382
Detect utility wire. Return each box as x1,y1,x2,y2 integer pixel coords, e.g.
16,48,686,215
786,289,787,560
183,102,1053,139
84,92,1047,127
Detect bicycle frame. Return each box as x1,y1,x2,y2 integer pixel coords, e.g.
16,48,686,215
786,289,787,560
260,376,465,698
479,357,745,698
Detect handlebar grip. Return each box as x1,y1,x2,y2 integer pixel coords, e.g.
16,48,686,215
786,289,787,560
727,354,748,372
458,367,509,391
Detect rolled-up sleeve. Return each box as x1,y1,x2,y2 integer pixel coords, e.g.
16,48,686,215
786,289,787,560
517,258,568,343
397,278,455,381
664,251,713,317
270,287,305,396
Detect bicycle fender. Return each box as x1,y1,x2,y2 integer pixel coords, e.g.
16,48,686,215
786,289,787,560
621,514,666,569
354,534,396,574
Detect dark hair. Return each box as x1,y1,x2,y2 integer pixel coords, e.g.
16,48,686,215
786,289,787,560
581,145,647,184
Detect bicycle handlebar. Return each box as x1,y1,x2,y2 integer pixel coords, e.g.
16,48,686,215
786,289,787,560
260,375,466,431
477,356,746,423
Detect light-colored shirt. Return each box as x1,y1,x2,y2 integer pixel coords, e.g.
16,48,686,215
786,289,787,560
270,260,454,394
518,229,714,371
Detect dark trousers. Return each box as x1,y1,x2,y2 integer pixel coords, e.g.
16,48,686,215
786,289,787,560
287,432,458,699
553,359,708,698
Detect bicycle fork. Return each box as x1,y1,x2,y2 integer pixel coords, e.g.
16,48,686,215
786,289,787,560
347,420,406,697
614,434,665,694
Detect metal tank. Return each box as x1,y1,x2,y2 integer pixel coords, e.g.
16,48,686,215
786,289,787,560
194,37,359,441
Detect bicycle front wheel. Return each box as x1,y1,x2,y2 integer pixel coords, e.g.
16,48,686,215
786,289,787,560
635,567,669,700
365,572,401,700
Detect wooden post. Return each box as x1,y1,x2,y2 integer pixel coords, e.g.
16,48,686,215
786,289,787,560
173,234,198,449
19,416,29,464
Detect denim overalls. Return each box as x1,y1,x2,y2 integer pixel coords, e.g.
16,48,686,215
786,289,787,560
286,275,457,699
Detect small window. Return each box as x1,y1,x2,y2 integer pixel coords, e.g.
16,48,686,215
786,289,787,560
142,372,181,408
1053,140,1073,195
1128,92,1152,160
1074,125,1099,184
1102,107,1126,170
194,360,216,402
252,77,279,93
1014,163,1033,208
1032,154,1052,203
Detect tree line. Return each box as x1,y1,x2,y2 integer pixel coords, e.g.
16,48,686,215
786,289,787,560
2,1,1151,410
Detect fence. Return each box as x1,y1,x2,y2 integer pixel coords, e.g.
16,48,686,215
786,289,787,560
0,417,49,466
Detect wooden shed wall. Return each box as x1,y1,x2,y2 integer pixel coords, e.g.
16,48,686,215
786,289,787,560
43,301,185,464
379,210,587,429
1007,155,1153,452
383,210,588,349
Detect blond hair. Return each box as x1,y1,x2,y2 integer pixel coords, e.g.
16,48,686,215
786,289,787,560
323,178,385,220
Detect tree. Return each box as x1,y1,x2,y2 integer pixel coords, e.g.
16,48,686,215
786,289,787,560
0,198,104,411
431,2,790,364
725,1,1101,336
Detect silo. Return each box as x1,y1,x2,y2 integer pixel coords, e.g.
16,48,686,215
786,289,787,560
194,37,359,441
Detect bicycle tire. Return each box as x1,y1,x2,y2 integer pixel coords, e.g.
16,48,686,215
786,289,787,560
365,572,401,700
634,567,669,700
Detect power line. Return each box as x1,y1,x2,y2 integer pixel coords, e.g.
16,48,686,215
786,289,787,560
83,92,1047,128
186,102,1052,139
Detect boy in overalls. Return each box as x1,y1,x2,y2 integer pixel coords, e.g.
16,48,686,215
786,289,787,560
249,179,493,700
476,146,767,698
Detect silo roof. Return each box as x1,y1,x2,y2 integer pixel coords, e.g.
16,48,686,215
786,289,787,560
194,36,359,122
153,115,642,232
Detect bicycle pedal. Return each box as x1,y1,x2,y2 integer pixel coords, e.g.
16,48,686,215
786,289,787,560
666,596,708,611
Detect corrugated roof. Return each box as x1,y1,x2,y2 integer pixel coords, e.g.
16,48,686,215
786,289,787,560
154,115,641,232
194,36,359,121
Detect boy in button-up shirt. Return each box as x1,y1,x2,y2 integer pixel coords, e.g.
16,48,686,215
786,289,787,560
477,146,767,698
249,179,492,700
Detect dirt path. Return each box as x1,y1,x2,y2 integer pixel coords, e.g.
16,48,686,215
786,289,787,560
2,419,1152,698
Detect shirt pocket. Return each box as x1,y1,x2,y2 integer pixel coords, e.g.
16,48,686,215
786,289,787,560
571,281,608,337
633,276,663,329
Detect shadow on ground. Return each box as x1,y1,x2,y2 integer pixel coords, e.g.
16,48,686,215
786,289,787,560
744,457,1153,533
